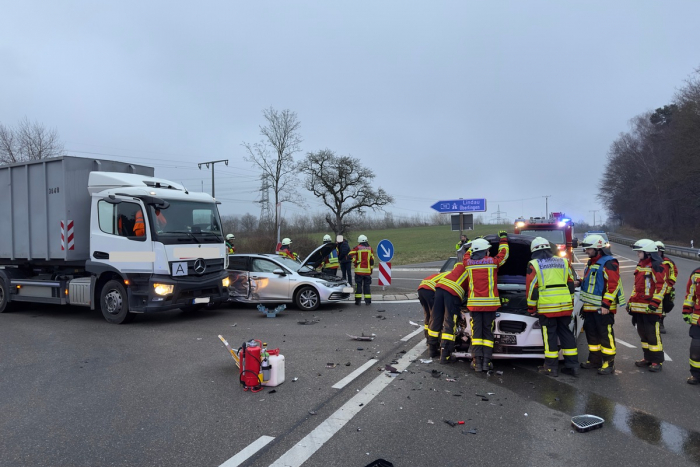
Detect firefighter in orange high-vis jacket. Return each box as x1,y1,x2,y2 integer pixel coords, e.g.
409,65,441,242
656,241,678,334
429,261,468,364
417,271,449,353
526,237,579,377
348,234,375,305
627,239,668,372
461,232,510,372
681,258,700,385
277,238,299,261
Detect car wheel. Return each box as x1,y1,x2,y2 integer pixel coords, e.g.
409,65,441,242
295,286,320,311
100,280,134,324
0,278,12,313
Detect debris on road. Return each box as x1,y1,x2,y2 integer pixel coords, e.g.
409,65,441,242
258,304,286,318
376,315,387,320
347,333,375,341
309,410,317,415
431,370,442,378
230,323,238,327
446,378,456,382
571,414,605,432
458,421,465,425
268,389,277,394
377,309,386,312
462,429,478,435
495,370,503,375
427,420,434,425
326,363,338,369
419,359,433,364
345,362,352,366
298,319,319,325
444,420,458,427
385,364,400,373
409,321,422,327
292,377,298,382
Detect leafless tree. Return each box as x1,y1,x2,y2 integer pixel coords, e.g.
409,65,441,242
299,149,394,236
242,107,304,236
0,117,63,165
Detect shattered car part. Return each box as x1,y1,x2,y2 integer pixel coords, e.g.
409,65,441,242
571,414,605,432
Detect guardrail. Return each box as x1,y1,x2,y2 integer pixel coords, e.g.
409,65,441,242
607,233,699,261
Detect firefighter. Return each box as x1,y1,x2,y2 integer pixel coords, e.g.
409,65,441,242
320,234,339,276
277,238,299,261
337,236,353,287
348,234,375,305
429,261,468,364
455,234,469,251
526,237,579,377
627,239,668,372
579,234,625,375
656,241,678,334
462,232,510,372
682,255,700,385
225,234,236,255
417,271,449,353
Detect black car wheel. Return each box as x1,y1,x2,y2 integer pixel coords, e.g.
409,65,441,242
295,286,320,311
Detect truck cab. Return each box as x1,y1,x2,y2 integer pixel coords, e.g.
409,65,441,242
514,212,575,262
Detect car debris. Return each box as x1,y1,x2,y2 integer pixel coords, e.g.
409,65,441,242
571,414,605,432
309,410,317,415
347,333,375,341
345,362,352,366
446,378,456,382
298,319,319,325
444,420,458,427
385,364,400,373
258,304,286,318
292,377,298,382
419,359,433,364
326,363,338,369
427,420,434,425
462,429,478,435
376,315,387,320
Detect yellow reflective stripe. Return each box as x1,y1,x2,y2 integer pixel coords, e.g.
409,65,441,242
424,324,429,330
588,345,602,351
427,329,440,337
601,348,616,356
653,322,663,352
641,342,649,349
649,344,663,352
471,338,484,345
545,351,559,358
482,340,494,348
562,348,578,356
442,333,455,341
543,326,559,358
690,359,700,369
606,325,616,352
355,294,362,298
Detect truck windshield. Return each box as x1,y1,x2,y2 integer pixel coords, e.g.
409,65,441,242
519,229,566,245
149,201,224,245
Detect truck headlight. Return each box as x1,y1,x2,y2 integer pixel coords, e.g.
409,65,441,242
153,283,174,295
222,277,231,288
559,251,567,257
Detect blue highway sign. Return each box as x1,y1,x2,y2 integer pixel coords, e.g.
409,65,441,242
430,198,487,213
377,239,394,262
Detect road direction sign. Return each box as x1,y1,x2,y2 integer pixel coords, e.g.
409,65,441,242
377,239,394,262
431,198,487,213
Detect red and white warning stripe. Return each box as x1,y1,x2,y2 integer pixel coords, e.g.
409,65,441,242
378,262,391,286
61,220,74,251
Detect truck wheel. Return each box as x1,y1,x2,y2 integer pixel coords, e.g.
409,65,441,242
0,278,11,313
100,280,134,324
295,286,320,311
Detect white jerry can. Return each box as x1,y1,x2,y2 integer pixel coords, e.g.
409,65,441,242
262,354,285,387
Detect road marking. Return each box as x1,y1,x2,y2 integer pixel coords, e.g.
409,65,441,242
615,338,637,348
664,352,673,362
332,359,379,389
219,435,274,467
377,299,420,304
269,340,427,467
401,326,425,342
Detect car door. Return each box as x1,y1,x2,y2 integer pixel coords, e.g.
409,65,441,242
249,257,291,302
226,255,251,302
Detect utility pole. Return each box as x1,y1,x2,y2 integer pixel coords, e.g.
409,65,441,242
197,159,228,198
491,205,507,224
543,195,551,217
590,209,600,227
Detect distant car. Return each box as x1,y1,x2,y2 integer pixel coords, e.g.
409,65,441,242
442,234,584,360
225,243,353,311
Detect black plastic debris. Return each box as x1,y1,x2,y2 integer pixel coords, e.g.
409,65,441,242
398,350,407,354
345,362,352,366
377,309,386,312
571,414,605,432
326,363,338,369
268,389,277,394
444,420,458,427
298,319,319,325
376,315,387,320
309,410,317,415
364,459,393,467
385,364,399,373
431,370,441,378
348,333,375,341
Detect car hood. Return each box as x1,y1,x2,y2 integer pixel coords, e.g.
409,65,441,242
301,243,337,270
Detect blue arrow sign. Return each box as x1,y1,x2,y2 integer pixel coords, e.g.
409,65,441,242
377,239,394,262
430,198,487,213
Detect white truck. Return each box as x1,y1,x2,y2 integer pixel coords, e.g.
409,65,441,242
0,156,230,323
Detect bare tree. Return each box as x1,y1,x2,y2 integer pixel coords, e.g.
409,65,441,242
0,117,63,165
299,149,394,236
242,107,303,237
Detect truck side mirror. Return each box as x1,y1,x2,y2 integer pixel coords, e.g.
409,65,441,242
102,194,122,204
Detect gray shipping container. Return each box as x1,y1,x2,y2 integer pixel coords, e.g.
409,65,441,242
0,156,154,263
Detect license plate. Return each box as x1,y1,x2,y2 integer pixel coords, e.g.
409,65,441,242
342,287,354,293
193,297,210,304
495,334,517,345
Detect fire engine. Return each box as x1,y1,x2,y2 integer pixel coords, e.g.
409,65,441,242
514,212,576,261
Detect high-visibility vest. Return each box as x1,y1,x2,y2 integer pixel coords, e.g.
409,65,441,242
349,245,375,275
226,242,235,255
134,211,145,237
277,249,298,261
527,257,573,314
323,248,339,268
581,255,626,310
683,268,700,326
419,272,449,292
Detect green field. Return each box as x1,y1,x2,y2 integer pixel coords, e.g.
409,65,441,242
339,224,512,265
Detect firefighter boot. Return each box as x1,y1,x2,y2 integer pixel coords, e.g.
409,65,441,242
648,363,663,372
538,362,559,377
355,299,361,306
439,343,455,365
561,366,580,377
482,358,493,372
598,360,615,375
428,343,440,359
581,352,602,369
687,376,700,385
472,357,483,372
635,359,652,367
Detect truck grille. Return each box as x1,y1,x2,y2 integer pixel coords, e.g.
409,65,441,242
169,258,224,277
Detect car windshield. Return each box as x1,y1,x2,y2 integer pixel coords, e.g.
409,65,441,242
149,200,224,245
519,229,565,244
273,255,303,272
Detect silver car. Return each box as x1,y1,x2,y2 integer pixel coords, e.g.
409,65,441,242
225,243,354,311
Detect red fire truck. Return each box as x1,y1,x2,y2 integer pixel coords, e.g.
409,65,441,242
513,212,576,261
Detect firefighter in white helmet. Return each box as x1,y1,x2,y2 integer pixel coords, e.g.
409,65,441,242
225,234,236,255
526,237,579,377
578,234,625,375
277,237,299,261
320,234,339,276
628,239,668,372
655,241,678,334
348,235,375,305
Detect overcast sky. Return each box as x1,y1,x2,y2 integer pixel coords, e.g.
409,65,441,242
2,1,699,225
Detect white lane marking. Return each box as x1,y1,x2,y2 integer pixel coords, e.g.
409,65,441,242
269,340,427,467
332,359,379,389
219,435,274,467
615,338,637,348
401,326,425,342
376,299,420,304
664,352,673,362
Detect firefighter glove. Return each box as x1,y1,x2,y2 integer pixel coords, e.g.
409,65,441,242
669,288,676,301
498,230,507,238
683,313,692,324
626,304,632,315
647,304,658,312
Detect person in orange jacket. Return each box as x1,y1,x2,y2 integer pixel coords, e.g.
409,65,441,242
682,257,700,385
418,271,449,349
348,234,375,305
656,241,678,334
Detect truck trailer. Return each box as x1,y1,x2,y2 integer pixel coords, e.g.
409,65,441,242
0,156,230,323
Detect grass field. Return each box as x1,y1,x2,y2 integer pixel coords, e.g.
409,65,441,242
337,224,512,265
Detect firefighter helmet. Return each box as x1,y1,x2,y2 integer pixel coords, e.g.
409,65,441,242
530,237,551,252
655,241,666,251
323,234,332,242
470,238,491,253
632,238,657,252
281,237,292,246
358,234,368,243
226,234,235,241
581,234,606,250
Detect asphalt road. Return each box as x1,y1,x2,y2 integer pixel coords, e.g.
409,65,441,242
2,243,700,467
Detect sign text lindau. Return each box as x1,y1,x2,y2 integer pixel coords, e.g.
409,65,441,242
430,198,487,213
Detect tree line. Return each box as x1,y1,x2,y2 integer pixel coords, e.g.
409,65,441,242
599,68,700,239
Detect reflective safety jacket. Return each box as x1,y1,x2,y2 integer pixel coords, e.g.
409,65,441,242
226,241,236,255
628,257,667,314
435,263,468,299
348,244,375,275
461,237,510,312
526,256,575,317
662,255,678,290
277,248,298,261
418,272,449,292
682,268,700,326
134,211,145,237
322,246,339,269
580,254,625,313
